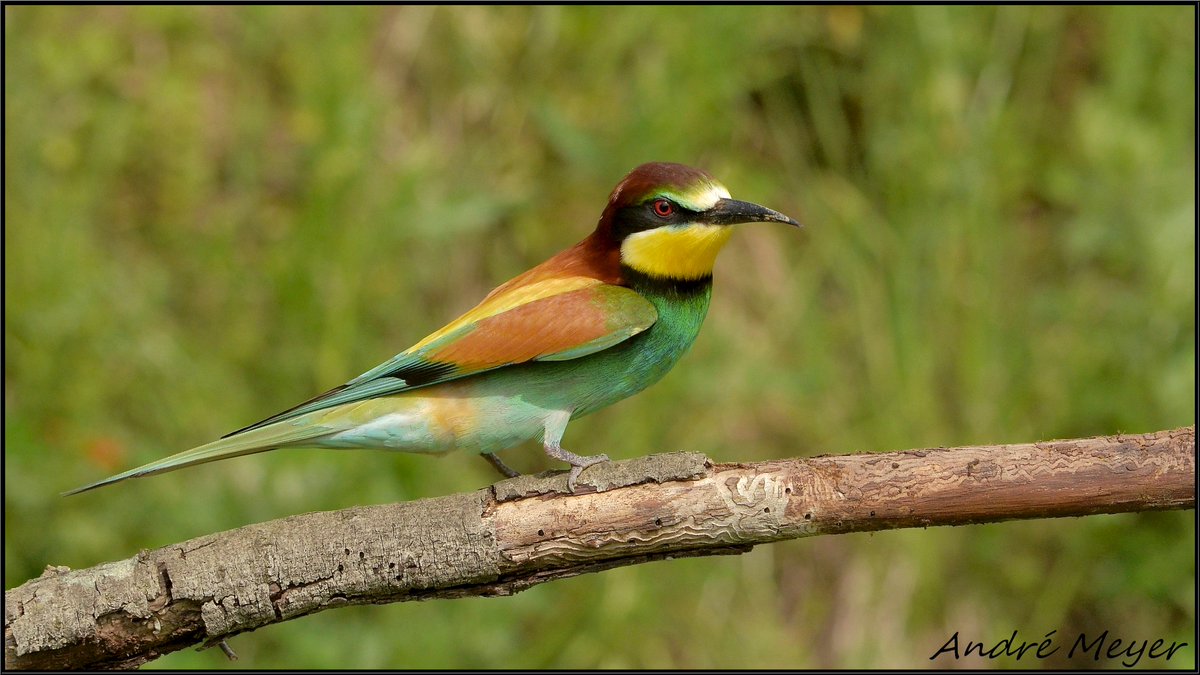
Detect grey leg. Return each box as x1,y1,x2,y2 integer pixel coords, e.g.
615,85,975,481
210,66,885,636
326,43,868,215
218,639,239,661
541,410,608,492
482,452,520,478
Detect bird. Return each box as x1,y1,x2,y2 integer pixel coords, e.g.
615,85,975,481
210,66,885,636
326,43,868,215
65,162,801,495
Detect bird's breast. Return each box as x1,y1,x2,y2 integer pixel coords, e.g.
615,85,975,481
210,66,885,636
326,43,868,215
562,279,714,416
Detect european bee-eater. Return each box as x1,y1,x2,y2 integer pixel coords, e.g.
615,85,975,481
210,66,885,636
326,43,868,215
66,162,800,495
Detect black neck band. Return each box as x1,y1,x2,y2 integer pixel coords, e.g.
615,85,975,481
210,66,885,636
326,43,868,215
620,265,713,297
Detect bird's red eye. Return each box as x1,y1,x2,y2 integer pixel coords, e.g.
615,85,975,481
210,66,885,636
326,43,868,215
652,199,675,218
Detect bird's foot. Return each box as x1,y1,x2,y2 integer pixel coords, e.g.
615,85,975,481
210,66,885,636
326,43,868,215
482,452,521,479
543,444,609,492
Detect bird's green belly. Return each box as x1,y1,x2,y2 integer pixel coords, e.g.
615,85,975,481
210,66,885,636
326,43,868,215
315,283,712,454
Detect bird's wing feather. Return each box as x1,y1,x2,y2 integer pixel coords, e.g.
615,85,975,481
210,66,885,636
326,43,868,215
223,281,656,436
345,276,603,385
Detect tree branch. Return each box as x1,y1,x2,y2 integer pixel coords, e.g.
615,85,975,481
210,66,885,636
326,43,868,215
5,426,1195,670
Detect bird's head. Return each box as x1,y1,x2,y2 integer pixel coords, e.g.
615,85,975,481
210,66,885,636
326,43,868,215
599,162,800,282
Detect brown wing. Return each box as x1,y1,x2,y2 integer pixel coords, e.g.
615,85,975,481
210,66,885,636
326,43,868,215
224,283,655,436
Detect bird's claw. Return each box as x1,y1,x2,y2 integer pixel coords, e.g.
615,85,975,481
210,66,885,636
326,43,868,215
565,453,609,492
542,442,609,492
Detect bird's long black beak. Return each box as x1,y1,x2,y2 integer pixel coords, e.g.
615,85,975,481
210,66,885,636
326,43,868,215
705,198,802,228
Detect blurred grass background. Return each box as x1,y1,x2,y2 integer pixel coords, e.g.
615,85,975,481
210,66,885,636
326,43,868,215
4,5,1195,669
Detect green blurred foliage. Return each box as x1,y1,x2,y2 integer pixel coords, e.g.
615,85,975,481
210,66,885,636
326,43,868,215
4,5,1194,669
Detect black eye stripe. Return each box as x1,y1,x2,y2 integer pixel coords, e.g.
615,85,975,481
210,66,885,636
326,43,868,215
610,200,701,240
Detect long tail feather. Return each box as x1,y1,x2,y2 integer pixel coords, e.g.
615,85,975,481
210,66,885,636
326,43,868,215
62,422,335,496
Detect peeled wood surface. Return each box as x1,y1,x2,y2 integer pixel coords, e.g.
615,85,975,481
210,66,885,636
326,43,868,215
5,426,1194,670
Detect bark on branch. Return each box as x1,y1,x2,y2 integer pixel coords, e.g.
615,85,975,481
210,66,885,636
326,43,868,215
5,426,1195,670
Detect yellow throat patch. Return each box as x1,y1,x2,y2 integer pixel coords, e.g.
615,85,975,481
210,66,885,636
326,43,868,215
620,224,734,280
